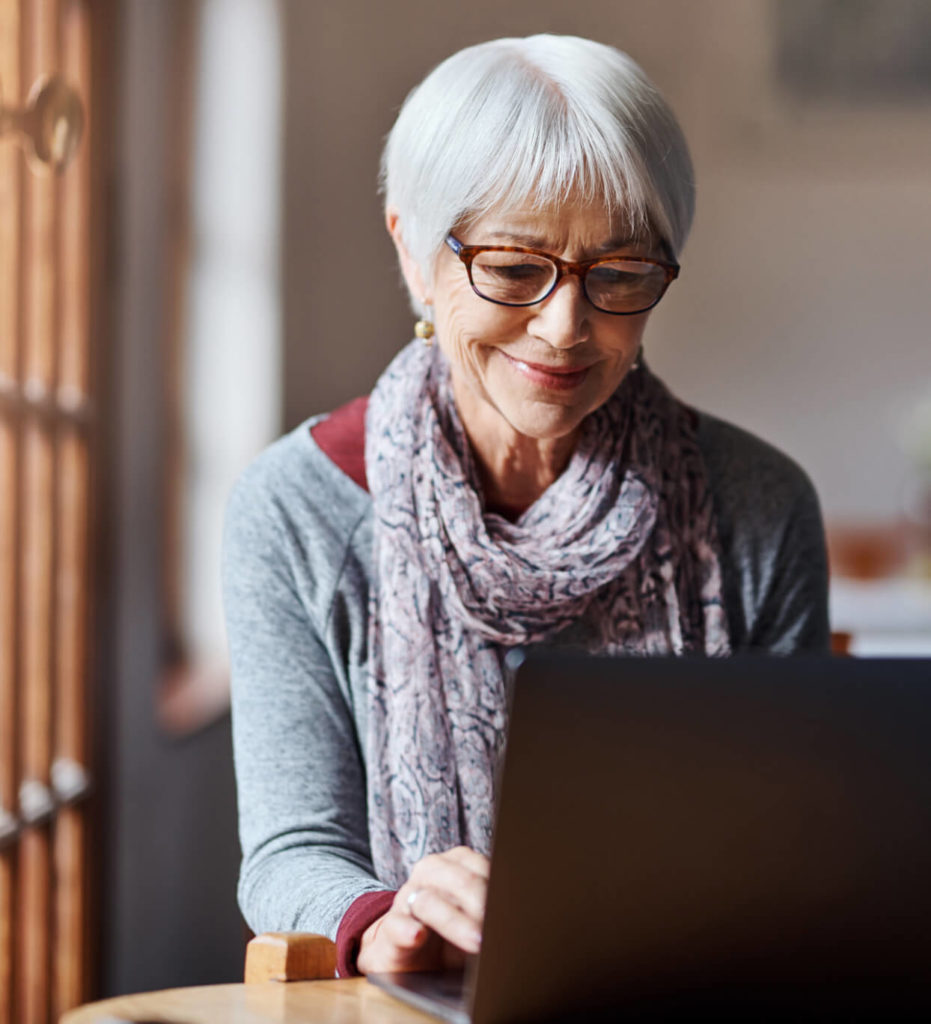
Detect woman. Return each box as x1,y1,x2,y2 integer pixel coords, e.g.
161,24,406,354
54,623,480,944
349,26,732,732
224,35,828,979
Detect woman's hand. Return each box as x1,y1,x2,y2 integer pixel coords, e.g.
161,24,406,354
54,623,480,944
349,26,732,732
356,846,489,975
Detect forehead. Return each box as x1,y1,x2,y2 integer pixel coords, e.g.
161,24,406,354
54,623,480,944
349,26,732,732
458,197,656,255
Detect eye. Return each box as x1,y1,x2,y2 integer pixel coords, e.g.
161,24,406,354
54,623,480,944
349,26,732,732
486,263,548,281
588,262,656,287
469,252,555,301
590,267,635,286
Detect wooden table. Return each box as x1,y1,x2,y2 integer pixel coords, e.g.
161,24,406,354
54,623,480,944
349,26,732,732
61,978,438,1023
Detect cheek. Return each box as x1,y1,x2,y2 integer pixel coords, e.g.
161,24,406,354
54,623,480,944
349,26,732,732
601,315,649,366
587,316,650,401
435,282,517,386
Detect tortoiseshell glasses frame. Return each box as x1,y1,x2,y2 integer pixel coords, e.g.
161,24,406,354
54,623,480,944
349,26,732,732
444,233,680,315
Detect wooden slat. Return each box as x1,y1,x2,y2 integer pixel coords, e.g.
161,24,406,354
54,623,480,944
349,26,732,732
58,0,90,401
16,830,49,1024
17,422,54,1024
0,1,23,1019
20,2,61,1021
0,0,22,385
52,809,85,1019
22,0,59,393
0,852,12,1024
0,418,18,1024
52,436,88,762
53,2,92,1015
51,440,86,753
0,422,16,811
52,430,88,1018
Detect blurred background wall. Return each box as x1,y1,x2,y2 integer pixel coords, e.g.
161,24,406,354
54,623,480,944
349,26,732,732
282,0,931,520
105,0,930,996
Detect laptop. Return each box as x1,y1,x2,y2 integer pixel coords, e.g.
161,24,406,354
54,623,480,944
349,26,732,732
370,652,931,1022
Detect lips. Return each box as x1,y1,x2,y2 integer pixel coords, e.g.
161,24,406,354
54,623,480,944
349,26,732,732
499,350,592,391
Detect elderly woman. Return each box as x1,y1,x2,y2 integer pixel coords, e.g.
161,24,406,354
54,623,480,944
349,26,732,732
224,34,828,979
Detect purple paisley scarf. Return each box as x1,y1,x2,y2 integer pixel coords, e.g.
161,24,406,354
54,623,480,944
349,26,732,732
365,340,730,888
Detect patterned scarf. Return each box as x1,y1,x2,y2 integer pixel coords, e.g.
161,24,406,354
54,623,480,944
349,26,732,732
365,340,730,888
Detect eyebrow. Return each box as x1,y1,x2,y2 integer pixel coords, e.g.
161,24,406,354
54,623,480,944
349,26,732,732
480,231,646,254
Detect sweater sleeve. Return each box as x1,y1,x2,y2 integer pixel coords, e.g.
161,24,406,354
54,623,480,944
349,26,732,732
698,412,830,655
740,476,830,653
223,451,386,943
336,890,397,977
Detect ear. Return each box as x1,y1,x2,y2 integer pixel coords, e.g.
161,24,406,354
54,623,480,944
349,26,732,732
385,207,431,305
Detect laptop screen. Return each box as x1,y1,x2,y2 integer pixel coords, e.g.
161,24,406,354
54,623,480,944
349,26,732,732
469,653,931,1023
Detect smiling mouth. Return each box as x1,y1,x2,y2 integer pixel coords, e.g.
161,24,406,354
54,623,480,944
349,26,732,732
499,350,592,391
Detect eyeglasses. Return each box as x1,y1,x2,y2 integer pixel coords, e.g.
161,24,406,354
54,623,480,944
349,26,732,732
445,234,679,315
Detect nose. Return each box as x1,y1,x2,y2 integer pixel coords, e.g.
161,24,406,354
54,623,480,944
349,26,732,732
527,274,591,349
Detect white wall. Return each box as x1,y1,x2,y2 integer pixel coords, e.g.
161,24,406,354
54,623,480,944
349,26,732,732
643,2,931,520
183,0,282,671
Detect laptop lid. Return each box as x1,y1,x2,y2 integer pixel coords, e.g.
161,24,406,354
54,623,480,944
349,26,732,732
466,653,931,1023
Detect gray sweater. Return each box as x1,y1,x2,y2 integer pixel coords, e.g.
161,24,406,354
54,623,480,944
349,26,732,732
223,409,829,940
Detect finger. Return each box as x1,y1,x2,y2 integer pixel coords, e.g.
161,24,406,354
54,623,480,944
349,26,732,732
443,846,491,879
396,882,422,915
403,886,483,954
380,907,429,951
357,910,430,975
408,857,487,922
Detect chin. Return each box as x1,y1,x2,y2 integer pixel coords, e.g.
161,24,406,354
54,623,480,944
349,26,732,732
499,400,591,442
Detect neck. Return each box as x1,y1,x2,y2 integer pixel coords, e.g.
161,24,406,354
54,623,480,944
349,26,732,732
452,376,578,513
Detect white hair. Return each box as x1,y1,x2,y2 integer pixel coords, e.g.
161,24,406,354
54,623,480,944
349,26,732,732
381,34,695,299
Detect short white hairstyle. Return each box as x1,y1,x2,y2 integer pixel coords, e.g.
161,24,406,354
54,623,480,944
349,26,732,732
382,34,695,296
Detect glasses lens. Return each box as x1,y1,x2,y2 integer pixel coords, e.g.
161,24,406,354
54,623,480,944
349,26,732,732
470,250,556,305
586,260,667,313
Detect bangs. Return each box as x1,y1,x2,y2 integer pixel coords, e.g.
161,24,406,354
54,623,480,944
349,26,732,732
382,36,692,297
463,77,657,243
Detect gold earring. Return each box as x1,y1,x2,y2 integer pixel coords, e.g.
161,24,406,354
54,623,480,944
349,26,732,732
414,301,434,346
